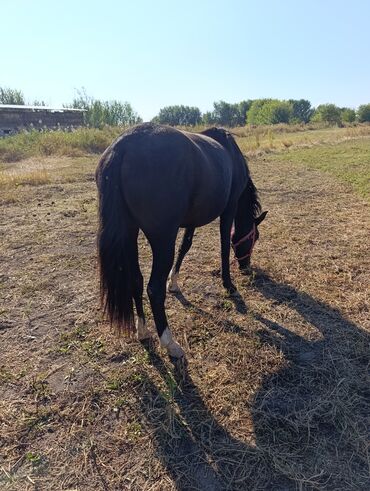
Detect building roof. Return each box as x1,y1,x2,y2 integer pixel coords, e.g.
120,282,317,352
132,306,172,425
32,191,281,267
0,104,85,112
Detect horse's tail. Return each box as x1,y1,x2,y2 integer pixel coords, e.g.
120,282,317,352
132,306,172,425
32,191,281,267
96,146,136,334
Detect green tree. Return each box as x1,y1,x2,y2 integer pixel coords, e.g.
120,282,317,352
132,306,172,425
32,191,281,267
341,108,356,123
288,99,313,123
312,104,342,125
210,101,235,126
247,99,270,124
236,100,253,125
0,87,25,105
202,100,252,127
68,88,142,127
247,99,293,125
156,105,201,126
357,104,370,122
202,111,216,125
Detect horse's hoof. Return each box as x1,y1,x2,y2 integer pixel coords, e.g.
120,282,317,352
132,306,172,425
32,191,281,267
160,327,185,359
136,318,152,341
137,330,152,341
167,271,180,294
167,283,181,294
167,342,185,359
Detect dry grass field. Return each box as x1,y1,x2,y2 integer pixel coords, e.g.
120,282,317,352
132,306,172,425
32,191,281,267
0,128,369,490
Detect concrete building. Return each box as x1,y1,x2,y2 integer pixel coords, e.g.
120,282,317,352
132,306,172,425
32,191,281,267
0,105,85,135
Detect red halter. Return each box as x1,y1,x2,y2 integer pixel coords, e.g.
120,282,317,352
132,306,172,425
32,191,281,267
231,223,256,261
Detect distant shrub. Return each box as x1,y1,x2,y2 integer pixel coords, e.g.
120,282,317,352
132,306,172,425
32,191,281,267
0,87,25,105
67,88,142,128
0,126,124,163
247,99,293,125
202,111,216,125
156,105,202,126
237,100,253,126
0,144,27,163
357,104,370,123
341,108,356,123
311,104,342,125
204,100,253,127
288,99,314,123
247,99,269,124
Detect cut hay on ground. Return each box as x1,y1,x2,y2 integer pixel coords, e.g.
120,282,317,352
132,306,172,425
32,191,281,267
0,137,369,490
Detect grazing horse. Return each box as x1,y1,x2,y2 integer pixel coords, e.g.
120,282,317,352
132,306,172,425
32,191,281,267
96,123,267,359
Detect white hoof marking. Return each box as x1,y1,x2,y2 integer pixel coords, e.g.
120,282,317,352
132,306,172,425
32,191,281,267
136,317,151,341
160,327,185,358
167,269,180,293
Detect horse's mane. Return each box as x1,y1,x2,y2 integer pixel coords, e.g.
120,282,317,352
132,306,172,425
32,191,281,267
246,177,262,218
201,127,261,218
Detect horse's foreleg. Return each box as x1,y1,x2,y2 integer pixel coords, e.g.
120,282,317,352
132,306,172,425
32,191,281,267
167,227,195,293
220,210,237,295
147,234,185,359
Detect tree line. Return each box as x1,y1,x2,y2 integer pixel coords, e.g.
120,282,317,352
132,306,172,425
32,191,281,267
155,100,370,126
1,86,370,127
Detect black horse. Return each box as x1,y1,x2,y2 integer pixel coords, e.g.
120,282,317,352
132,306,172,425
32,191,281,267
96,123,267,359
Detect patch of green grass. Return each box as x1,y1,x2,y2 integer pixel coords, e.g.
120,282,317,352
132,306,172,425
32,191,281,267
131,372,147,385
0,366,15,384
219,299,233,311
112,396,128,414
237,124,370,156
58,323,91,354
25,451,49,473
0,126,122,163
105,375,126,391
22,408,53,432
82,339,105,358
270,138,370,199
2,124,370,165
126,421,143,440
105,368,139,392
25,451,42,465
130,351,151,365
28,376,52,402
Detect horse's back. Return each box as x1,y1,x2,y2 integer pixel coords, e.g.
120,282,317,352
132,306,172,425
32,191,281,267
98,123,236,231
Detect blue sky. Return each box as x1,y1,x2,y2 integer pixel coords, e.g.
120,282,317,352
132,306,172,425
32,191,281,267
1,0,369,120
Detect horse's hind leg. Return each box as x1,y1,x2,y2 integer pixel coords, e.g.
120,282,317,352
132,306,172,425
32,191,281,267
133,266,152,341
131,231,151,340
168,227,195,293
147,232,185,359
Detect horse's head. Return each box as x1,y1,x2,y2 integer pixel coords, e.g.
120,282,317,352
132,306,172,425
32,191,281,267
232,211,268,272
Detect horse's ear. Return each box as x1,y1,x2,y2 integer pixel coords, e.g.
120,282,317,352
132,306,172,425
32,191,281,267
255,211,268,226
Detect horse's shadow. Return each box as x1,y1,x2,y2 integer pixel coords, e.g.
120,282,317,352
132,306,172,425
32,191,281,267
250,269,369,489
137,347,291,491
174,289,248,336
136,270,369,490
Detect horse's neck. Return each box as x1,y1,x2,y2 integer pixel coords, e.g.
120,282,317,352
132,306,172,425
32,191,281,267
234,188,254,239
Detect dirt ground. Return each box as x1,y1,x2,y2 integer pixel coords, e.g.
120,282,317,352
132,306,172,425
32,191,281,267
0,147,369,490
